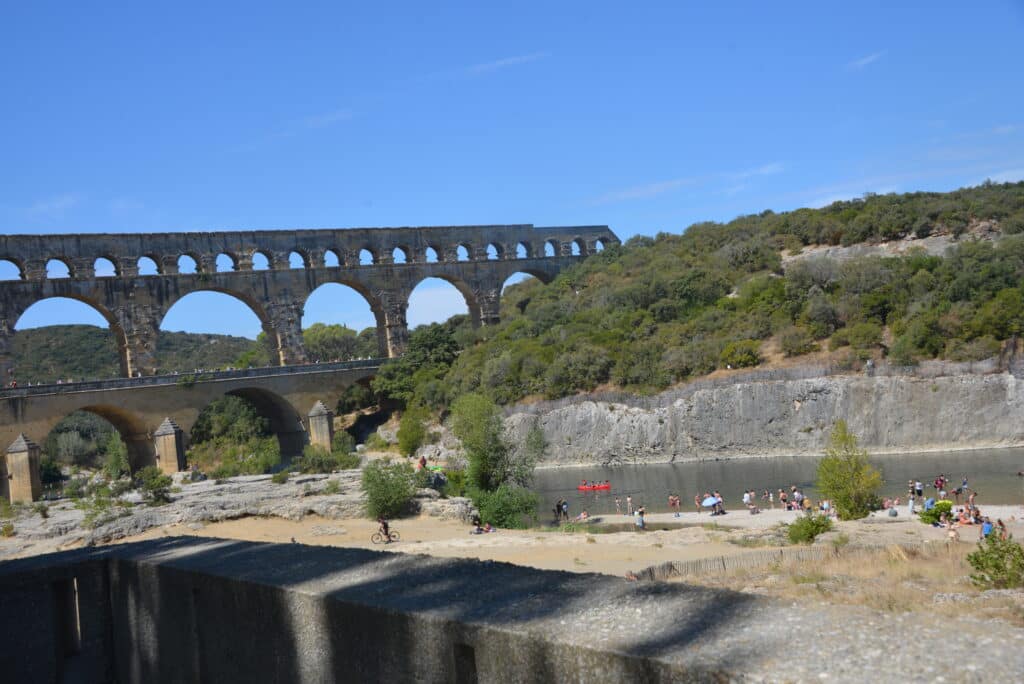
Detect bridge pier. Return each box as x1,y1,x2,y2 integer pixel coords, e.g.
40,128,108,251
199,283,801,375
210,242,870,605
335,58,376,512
153,418,185,474
5,434,42,503
381,292,409,358
265,302,308,366
307,401,334,451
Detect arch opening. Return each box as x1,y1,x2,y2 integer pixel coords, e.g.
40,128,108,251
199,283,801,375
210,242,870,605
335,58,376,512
392,247,409,264
500,271,550,316
516,242,531,259
544,240,558,257
486,243,502,260
0,259,22,280
289,251,307,269
93,257,116,277
571,239,584,256
138,256,159,275
178,255,199,274
302,282,381,361
456,245,470,262
425,247,439,263
159,290,268,372
46,258,72,279
252,251,271,270
12,296,126,383
594,238,606,252
408,276,473,331
359,249,375,266
43,409,141,476
324,250,340,268
187,391,303,472
216,253,236,272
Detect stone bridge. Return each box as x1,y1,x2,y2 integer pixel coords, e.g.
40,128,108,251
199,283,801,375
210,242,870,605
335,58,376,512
0,224,618,378
0,360,382,489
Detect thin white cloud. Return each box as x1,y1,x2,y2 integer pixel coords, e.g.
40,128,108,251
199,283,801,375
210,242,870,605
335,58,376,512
847,50,886,70
27,192,85,217
466,52,549,75
592,162,784,205
301,108,354,129
729,162,785,180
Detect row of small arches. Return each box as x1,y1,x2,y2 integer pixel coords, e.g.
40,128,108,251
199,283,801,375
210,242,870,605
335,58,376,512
0,238,607,280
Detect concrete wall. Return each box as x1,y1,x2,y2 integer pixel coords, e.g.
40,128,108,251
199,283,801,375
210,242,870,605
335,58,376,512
3,537,1024,682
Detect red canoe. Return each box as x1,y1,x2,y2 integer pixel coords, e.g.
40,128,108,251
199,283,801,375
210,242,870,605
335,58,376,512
577,484,611,491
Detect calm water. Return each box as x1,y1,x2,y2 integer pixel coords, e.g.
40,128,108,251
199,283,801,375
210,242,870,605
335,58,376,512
531,448,1024,517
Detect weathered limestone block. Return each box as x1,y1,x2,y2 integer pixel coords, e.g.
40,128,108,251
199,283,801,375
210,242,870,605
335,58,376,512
153,417,185,474
307,401,334,451
6,433,42,503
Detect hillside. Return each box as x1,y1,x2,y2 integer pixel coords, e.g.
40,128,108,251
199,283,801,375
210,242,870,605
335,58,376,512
10,326,259,383
373,181,1024,409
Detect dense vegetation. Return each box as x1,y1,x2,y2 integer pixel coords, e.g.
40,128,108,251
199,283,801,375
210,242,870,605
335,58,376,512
369,181,1024,410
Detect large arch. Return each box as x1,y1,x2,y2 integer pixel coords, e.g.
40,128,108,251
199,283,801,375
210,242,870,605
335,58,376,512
407,276,476,329
12,296,130,380
302,281,384,360
158,290,271,371
42,405,153,472
225,387,307,461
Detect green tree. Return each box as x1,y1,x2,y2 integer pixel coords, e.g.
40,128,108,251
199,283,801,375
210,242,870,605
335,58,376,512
719,340,761,368
361,459,416,518
450,393,509,492
135,466,173,504
815,421,882,520
968,534,1024,588
102,432,129,480
397,404,429,457
303,323,360,361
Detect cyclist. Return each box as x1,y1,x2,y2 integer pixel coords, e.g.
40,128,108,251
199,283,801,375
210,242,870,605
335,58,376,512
377,516,391,543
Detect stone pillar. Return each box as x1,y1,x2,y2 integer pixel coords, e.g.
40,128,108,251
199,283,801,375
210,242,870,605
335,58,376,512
198,254,218,273
471,245,488,262
560,241,573,257
22,259,46,280
266,301,307,365
235,252,254,271
307,401,334,452
68,257,93,278
5,434,42,503
270,252,290,270
381,291,409,357
477,287,502,327
153,418,185,474
117,259,139,278
441,245,460,263
116,303,161,376
160,255,179,275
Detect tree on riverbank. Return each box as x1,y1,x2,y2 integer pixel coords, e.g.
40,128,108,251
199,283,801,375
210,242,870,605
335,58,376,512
816,421,882,520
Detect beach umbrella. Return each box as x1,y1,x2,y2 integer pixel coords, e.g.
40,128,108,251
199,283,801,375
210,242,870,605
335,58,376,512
702,496,718,507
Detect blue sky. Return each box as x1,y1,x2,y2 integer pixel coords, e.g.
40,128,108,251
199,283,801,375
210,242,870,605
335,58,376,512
3,1,1023,338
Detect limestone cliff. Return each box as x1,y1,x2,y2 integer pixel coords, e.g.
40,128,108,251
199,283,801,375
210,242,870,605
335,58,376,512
506,372,1024,466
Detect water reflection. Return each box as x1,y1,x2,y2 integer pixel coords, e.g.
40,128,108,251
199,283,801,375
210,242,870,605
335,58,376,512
532,448,1024,517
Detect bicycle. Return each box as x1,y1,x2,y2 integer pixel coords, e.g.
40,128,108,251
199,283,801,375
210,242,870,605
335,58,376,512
371,528,400,544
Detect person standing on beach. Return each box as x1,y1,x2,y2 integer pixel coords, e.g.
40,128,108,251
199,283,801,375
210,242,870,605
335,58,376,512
626,495,634,515
614,497,622,515
694,494,702,514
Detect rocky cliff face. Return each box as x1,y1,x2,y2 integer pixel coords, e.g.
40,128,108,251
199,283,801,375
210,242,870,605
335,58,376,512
506,373,1024,466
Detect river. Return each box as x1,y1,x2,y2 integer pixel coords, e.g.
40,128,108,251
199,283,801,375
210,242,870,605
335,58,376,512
531,447,1024,517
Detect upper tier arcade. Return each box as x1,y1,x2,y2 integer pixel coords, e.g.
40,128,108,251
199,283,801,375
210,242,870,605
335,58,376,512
0,224,618,378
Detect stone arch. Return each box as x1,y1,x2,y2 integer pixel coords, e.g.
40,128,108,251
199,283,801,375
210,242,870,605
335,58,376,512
252,251,272,270
93,257,117,277
159,288,271,337
12,295,131,378
516,242,532,259
358,248,377,265
571,238,586,256
324,249,341,267
46,258,73,279
289,251,308,269
215,253,237,272
544,239,559,257
424,246,440,263
456,244,471,262
392,246,410,264
302,281,386,359
407,275,478,328
486,243,503,260
224,387,308,461
0,258,23,280
60,404,154,471
593,238,607,252
138,256,160,275
177,254,200,274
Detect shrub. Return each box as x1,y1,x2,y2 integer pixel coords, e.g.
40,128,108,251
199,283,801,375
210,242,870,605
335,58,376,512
294,444,360,474
918,500,954,526
719,340,761,368
779,326,818,357
103,433,130,481
271,470,290,484
471,484,538,529
815,421,882,520
33,503,49,519
189,435,281,478
364,432,391,452
39,458,63,485
787,514,833,544
361,459,416,518
0,523,14,538
322,479,341,495
968,534,1024,588
135,466,173,504
442,469,468,497
397,405,429,457
331,430,356,456
63,477,87,500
